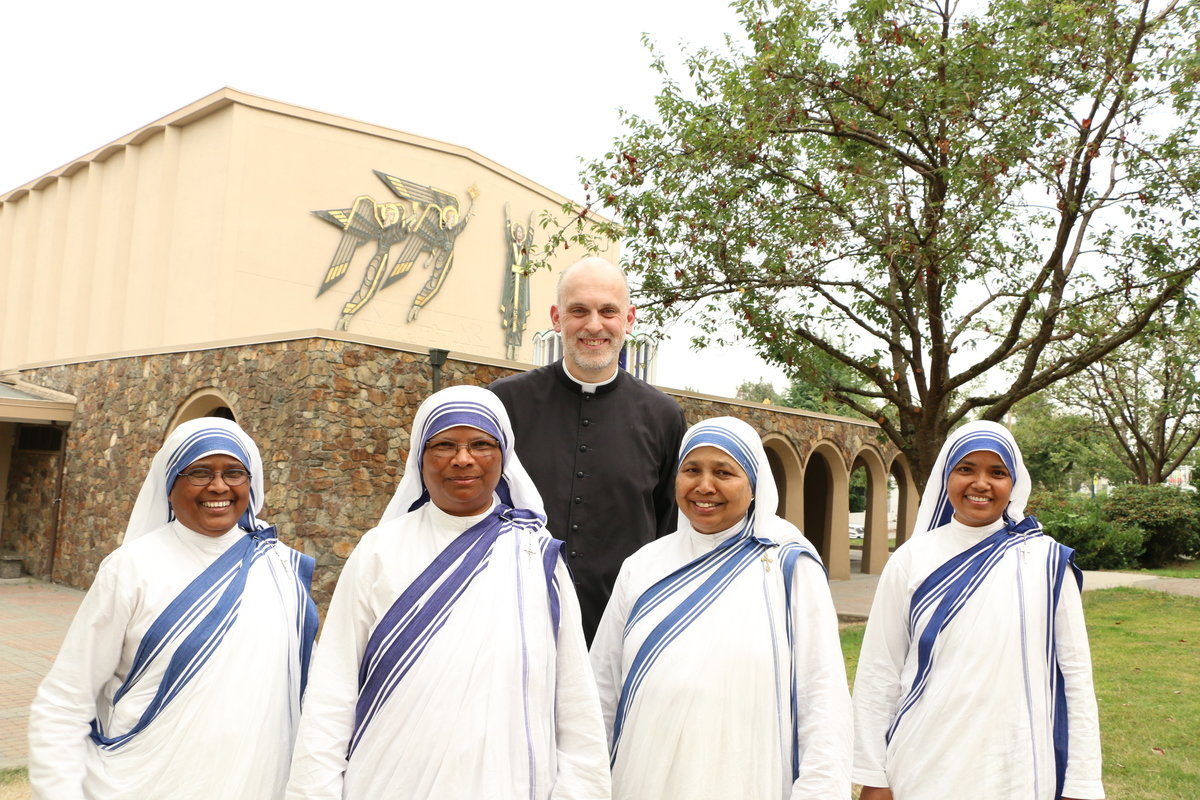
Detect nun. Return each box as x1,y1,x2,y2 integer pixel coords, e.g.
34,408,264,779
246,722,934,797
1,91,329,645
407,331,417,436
590,416,852,799
29,417,318,799
286,385,609,799
852,420,1104,800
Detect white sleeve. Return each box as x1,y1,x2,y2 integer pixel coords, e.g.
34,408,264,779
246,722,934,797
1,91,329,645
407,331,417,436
550,560,613,800
1057,574,1105,799
588,559,634,747
788,556,853,800
851,554,913,790
28,557,131,800
284,545,375,800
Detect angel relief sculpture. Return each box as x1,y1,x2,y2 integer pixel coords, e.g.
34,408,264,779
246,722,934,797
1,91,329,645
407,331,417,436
314,170,478,330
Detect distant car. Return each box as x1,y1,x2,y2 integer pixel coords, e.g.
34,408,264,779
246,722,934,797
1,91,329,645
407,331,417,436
848,524,865,539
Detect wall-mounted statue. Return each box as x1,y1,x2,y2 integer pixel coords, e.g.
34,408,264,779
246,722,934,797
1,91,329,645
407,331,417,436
500,204,535,360
314,171,479,330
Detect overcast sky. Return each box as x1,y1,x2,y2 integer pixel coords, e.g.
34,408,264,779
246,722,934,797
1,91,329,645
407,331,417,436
2,0,789,397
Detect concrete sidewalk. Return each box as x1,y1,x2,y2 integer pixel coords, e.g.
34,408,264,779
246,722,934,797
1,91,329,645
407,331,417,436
828,566,1200,622
0,580,84,769
1,569,1196,771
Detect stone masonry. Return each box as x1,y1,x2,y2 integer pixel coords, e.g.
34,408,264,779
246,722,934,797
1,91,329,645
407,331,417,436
6,336,899,611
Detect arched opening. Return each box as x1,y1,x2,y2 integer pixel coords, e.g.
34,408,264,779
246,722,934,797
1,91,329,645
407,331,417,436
168,388,237,431
762,433,803,531
765,448,787,517
848,460,867,569
889,454,919,547
851,447,890,574
803,453,829,555
804,442,850,580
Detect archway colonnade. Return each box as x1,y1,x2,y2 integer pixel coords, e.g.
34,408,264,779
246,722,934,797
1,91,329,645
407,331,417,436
762,432,917,580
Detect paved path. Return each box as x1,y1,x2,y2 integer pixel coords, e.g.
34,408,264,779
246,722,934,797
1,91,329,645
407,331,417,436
828,567,1200,622
1,570,1196,771
0,580,83,769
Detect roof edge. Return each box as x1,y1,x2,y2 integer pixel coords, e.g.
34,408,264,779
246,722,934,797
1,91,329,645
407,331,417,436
1,88,604,216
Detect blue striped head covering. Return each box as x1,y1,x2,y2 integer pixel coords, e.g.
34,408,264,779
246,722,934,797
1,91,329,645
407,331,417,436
125,417,267,543
379,385,545,524
675,416,767,541
674,416,822,556
678,419,760,494
915,420,1030,533
416,398,507,464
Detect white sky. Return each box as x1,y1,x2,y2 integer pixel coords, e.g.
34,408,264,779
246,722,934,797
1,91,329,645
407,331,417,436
1,0,788,398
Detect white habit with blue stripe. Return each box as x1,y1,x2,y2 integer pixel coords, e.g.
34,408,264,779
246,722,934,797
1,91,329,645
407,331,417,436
286,386,609,799
590,416,852,799
851,421,1104,799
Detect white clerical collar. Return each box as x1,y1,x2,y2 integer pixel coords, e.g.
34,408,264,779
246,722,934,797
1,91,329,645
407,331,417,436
560,359,618,394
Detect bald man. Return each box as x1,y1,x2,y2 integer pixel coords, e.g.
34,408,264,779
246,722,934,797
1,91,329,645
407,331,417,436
490,257,685,643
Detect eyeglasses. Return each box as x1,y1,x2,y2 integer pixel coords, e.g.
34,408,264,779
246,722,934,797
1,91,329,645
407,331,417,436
424,438,501,461
177,468,250,487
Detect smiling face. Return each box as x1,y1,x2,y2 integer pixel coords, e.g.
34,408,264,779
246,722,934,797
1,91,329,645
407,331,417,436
421,425,503,517
947,449,1014,527
551,259,635,383
676,446,754,535
168,454,251,537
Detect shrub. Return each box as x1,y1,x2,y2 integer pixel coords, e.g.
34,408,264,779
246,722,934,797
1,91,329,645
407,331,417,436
1030,493,1145,570
1103,485,1200,568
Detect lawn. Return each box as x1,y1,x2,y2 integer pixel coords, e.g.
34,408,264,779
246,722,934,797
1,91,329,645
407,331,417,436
841,587,1200,799
1133,562,1200,579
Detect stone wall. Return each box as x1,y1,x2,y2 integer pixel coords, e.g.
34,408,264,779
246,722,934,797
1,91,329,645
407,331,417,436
673,395,890,469
1,447,60,578
17,336,899,607
22,338,516,605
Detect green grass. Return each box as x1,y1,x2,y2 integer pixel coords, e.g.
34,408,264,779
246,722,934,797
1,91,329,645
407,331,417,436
1132,562,1200,579
1084,588,1200,799
839,587,1200,799
839,622,865,687
0,767,26,785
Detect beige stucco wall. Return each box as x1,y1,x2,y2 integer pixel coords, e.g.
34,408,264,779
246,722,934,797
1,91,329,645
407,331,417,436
0,89,613,371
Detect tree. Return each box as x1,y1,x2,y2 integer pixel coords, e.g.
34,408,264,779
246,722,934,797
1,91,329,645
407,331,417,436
570,0,1200,490
735,377,784,404
1050,307,1200,484
782,360,871,419
1008,394,1128,492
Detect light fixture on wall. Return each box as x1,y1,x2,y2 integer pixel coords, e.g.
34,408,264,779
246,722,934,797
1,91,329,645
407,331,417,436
429,348,450,393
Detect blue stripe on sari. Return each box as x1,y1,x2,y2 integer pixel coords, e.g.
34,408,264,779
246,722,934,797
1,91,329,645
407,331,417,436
1047,542,1082,799
89,529,279,750
292,550,319,696
611,520,768,763
349,505,546,758
779,542,823,781
541,537,565,637
887,516,1042,744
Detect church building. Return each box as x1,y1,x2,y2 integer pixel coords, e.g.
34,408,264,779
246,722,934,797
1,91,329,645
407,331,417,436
0,88,911,602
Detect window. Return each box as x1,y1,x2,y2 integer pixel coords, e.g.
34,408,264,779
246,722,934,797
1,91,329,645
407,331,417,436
624,333,660,383
17,425,64,453
533,330,563,366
